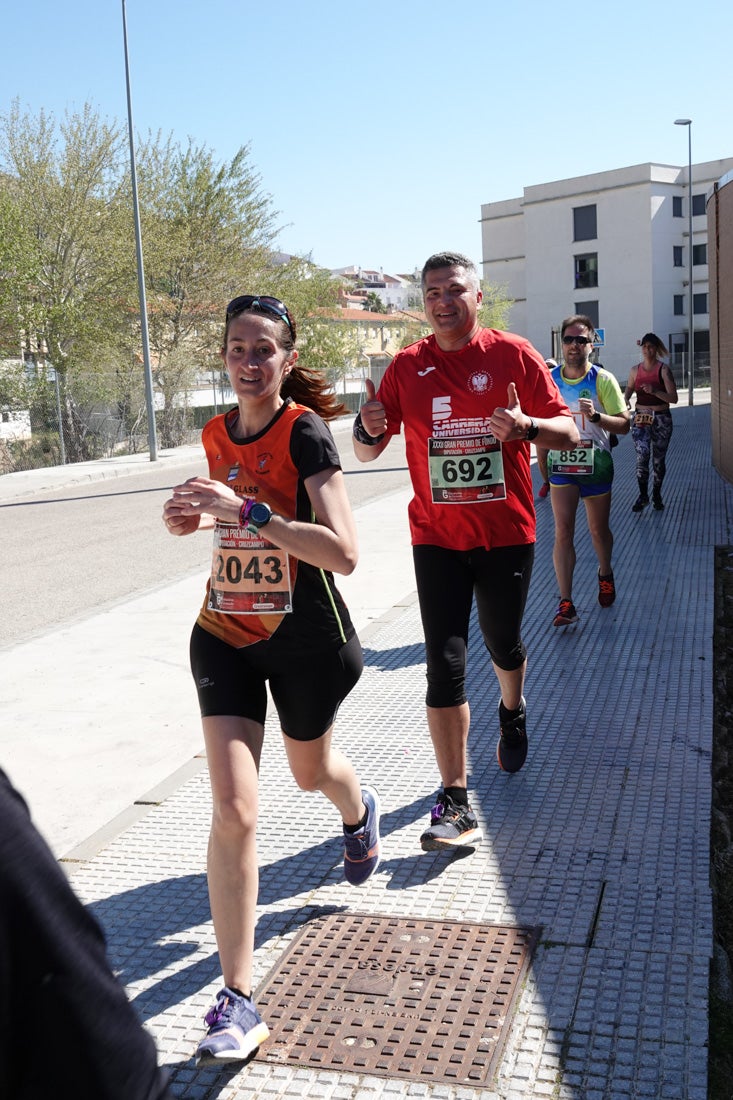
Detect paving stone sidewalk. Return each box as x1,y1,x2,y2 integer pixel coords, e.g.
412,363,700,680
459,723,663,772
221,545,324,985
68,403,729,1099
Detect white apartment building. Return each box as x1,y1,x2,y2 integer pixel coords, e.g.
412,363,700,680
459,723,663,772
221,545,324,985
480,158,733,383
330,266,422,313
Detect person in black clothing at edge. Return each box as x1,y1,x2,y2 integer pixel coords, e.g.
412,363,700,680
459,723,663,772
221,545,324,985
0,767,174,1100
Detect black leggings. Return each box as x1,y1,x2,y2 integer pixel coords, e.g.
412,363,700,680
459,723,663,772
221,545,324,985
413,543,534,709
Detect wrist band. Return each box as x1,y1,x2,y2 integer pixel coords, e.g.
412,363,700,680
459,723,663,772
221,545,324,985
353,412,385,447
239,498,255,526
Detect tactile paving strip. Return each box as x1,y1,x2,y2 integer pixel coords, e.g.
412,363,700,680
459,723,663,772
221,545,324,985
257,911,540,1087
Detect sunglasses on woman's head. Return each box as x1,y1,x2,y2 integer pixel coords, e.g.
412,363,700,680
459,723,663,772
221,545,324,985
225,295,294,335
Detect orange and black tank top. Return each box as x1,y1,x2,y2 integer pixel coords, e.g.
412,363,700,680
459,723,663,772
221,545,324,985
195,400,354,654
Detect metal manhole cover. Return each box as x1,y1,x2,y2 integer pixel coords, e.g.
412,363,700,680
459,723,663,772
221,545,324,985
256,912,540,1087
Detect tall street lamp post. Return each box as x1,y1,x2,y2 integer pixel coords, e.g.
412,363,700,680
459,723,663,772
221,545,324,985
675,118,694,406
122,0,158,459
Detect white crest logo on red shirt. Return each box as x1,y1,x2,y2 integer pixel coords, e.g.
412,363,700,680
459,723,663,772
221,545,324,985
468,370,492,394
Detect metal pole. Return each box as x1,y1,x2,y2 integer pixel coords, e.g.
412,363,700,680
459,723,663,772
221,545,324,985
52,366,67,465
122,0,158,459
686,124,694,407
675,118,694,406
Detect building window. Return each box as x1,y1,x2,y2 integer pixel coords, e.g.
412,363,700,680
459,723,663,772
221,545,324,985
673,295,684,315
673,196,683,218
692,243,707,265
574,253,598,289
692,193,706,216
574,300,599,329
694,330,710,358
673,246,683,267
693,293,708,314
573,205,597,241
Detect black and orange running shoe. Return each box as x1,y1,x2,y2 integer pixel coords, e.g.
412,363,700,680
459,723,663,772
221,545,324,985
553,598,579,627
598,571,616,607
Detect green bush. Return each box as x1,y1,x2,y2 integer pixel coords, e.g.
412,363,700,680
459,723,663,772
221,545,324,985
6,432,63,470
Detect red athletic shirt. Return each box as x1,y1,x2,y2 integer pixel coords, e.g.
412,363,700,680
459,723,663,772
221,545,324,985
377,328,571,551
633,361,667,407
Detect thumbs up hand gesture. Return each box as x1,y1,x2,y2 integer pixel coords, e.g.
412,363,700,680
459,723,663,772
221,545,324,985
358,377,388,440
489,382,532,442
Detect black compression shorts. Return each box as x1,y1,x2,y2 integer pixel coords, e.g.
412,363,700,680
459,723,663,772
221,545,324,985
413,543,534,709
189,623,363,742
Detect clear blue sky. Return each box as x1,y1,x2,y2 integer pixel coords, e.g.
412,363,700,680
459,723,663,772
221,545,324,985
2,0,729,276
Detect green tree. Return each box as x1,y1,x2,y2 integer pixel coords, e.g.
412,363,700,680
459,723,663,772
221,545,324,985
249,258,359,395
0,100,133,459
363,291,387,314
132,134,281,445
395,321,428,350
478,280,512,331
0,101,370,463
0,358,32,415
0,185,36,354
0,102,290,455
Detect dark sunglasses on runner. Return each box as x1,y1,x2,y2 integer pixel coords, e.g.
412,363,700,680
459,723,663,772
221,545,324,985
225,295,294,336
562,335,592,346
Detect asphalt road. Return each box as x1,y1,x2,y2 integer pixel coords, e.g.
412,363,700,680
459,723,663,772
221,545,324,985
0,420,410,650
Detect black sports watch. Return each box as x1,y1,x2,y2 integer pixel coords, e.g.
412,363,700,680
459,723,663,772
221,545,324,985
524,418,539,441
590,411,602,423
244,501,272,535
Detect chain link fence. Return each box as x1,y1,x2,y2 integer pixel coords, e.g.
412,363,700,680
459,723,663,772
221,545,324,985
668,351,712,392
0,361,368,476
0,363,212,476
3,352,709,478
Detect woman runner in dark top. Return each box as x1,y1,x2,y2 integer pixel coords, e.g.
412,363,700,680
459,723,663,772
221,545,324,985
624,333,678,511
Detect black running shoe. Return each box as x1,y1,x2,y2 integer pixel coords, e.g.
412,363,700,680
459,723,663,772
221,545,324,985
420,792,482,851
497,697,528,773
632,495,649,513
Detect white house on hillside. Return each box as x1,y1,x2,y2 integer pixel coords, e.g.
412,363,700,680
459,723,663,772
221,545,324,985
331,266,421,313
480,158,733,383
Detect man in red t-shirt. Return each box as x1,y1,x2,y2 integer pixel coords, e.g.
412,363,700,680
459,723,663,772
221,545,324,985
353,252,578,851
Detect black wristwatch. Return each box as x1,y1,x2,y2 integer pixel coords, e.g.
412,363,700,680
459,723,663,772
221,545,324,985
590,411,602,423
524,418,539,441
244,502,272,535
